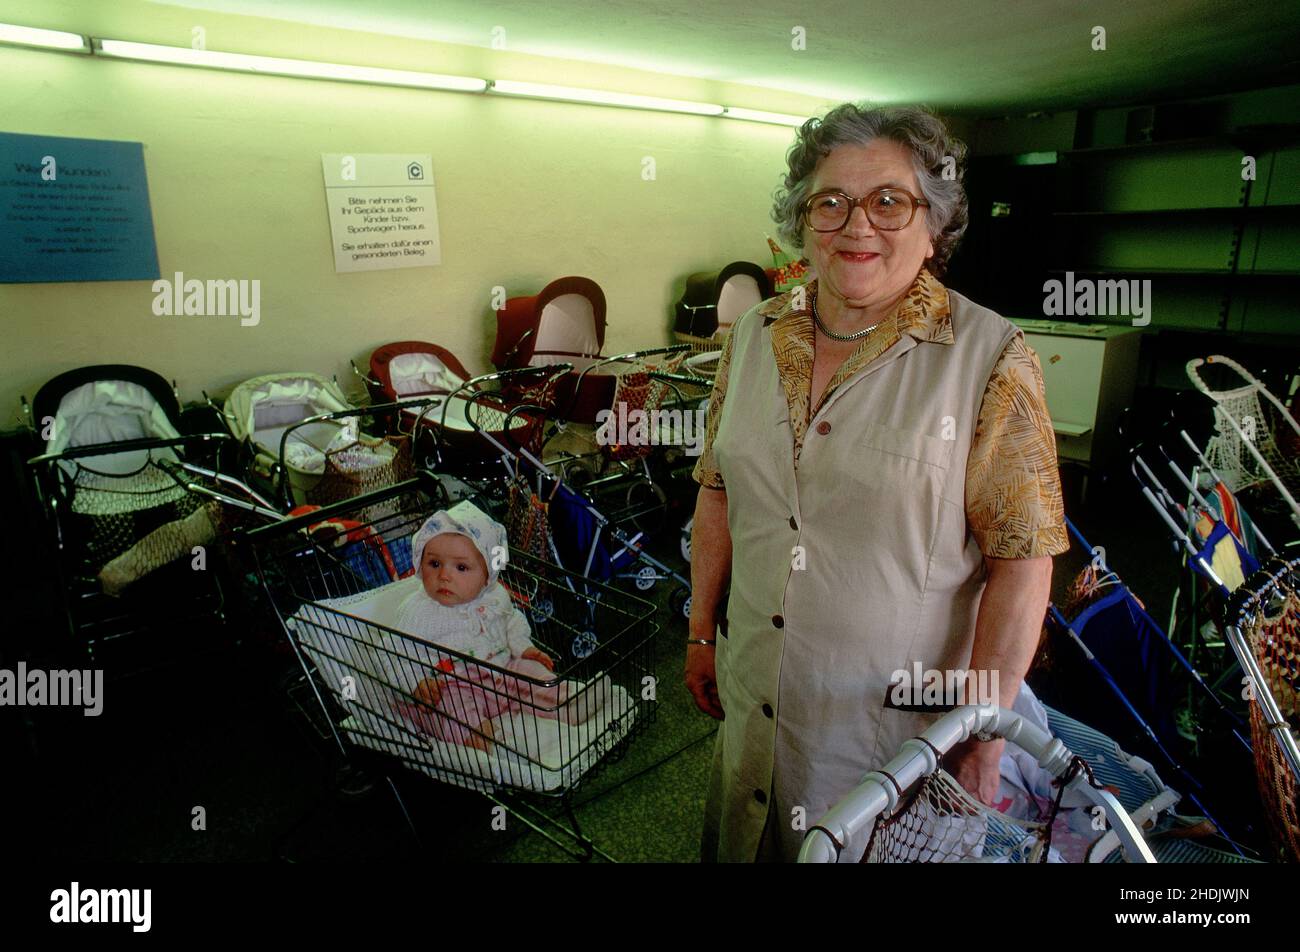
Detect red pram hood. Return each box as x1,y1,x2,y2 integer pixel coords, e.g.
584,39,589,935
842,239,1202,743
491,276,606,369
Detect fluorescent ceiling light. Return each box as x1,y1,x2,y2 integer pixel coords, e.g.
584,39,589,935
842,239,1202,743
491,80,724,116
0,22,90,52
92,39,487,92
722,107,808,127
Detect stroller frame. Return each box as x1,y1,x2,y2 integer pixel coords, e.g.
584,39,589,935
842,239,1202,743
798,704,1156,863
1046,518,1253,854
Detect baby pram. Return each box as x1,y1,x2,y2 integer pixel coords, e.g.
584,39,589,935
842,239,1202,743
1187,355,1300,534
799,702,1166,863
1225,556,1300,861
222,371,417,510
492,275,611,423
360,344,571,479
22,365,234,655
542,344,690,539
245,471,658,859
1042,518,1261,853
672,260,772,369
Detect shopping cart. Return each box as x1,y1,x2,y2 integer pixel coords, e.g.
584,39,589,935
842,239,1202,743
244,471,659,859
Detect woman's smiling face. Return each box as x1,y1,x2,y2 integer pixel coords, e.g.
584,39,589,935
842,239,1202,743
803,139,935,313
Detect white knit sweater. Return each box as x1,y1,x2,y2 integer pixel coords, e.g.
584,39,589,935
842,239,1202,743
394,581,535,665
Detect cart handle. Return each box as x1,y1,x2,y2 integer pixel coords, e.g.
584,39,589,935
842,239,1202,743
27,431,232,467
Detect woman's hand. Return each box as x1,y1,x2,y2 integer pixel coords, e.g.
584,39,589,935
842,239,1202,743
945,737,1004,806
521,646,556,671
685,644,724,720
413,677,443,708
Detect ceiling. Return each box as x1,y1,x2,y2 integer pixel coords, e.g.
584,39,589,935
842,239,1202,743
151,0,1300,114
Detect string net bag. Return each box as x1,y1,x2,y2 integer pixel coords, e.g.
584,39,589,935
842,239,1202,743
308,433,415,526
672,328,728,372
97,500,219,597
1188,357,1300,521
606,350,687,463
864,770,1046,862
66,457,203,572
1242,583,1300,861
862,754,1103,864
505,474,553,564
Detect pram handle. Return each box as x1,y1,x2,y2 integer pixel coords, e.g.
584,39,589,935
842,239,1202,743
275,397,444,507
561,344,691,421
797,704,1157,864
155,458,284,521
243,470,447,543
1187,355,1300,437
499,327,536,369
409,365,572,466
648,370,710,387
349,359,380,389
27,431,232,466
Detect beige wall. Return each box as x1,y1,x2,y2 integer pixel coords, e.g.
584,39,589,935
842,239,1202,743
0,0,838,420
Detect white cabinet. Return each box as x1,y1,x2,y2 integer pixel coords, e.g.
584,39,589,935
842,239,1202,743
1010,320,1142,473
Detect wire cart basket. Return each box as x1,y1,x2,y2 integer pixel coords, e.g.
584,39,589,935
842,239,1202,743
245,471,658,859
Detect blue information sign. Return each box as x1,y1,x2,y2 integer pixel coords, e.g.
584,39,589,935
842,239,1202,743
0,131,160,283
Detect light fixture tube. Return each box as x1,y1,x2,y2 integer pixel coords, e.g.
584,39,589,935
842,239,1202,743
92,38,488,92
0,22,90,52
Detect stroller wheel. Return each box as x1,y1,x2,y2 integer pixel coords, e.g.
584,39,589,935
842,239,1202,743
680,522,692,562
571,630,598,659
670,586,691,620
634,565,658,591
532,596,555,621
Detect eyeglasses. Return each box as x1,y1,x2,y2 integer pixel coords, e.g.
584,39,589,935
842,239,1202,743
802,187,930,232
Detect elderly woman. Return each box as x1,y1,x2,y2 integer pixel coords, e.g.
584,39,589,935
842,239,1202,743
685,103,1068,863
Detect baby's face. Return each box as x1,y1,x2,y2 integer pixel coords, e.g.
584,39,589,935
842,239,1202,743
419,533,488,606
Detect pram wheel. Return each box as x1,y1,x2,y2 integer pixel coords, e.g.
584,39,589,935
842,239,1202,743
680,517,693,562
634,565,658,591
670,586,691,620
571,630,598,658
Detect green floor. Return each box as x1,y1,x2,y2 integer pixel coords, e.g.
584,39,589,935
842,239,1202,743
489,632,718,862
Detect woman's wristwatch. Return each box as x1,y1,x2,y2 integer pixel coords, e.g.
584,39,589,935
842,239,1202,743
686,638,716,646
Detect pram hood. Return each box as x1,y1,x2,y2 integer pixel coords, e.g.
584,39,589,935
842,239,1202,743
674,261,773,337
224,372,352,445
369,341,471,398
40,371,183,476
492,276,606,370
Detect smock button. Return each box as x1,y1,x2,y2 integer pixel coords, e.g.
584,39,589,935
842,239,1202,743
754,789,768,805
816,420,832,435
762,703,774,718
771,614,784,628
788,516,798,530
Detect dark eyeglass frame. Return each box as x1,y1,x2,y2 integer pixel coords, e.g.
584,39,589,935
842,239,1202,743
801,186,930,232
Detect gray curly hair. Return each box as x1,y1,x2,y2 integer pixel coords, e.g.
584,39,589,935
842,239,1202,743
772,103,969,277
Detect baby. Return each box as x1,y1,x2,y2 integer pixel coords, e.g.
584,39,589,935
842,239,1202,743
396,501,605,751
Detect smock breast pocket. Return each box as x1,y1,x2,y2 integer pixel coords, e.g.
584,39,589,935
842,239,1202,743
814,421,955,591
857,422,954,471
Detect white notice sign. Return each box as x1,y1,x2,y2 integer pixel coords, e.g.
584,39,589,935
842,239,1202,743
322,153,441,272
